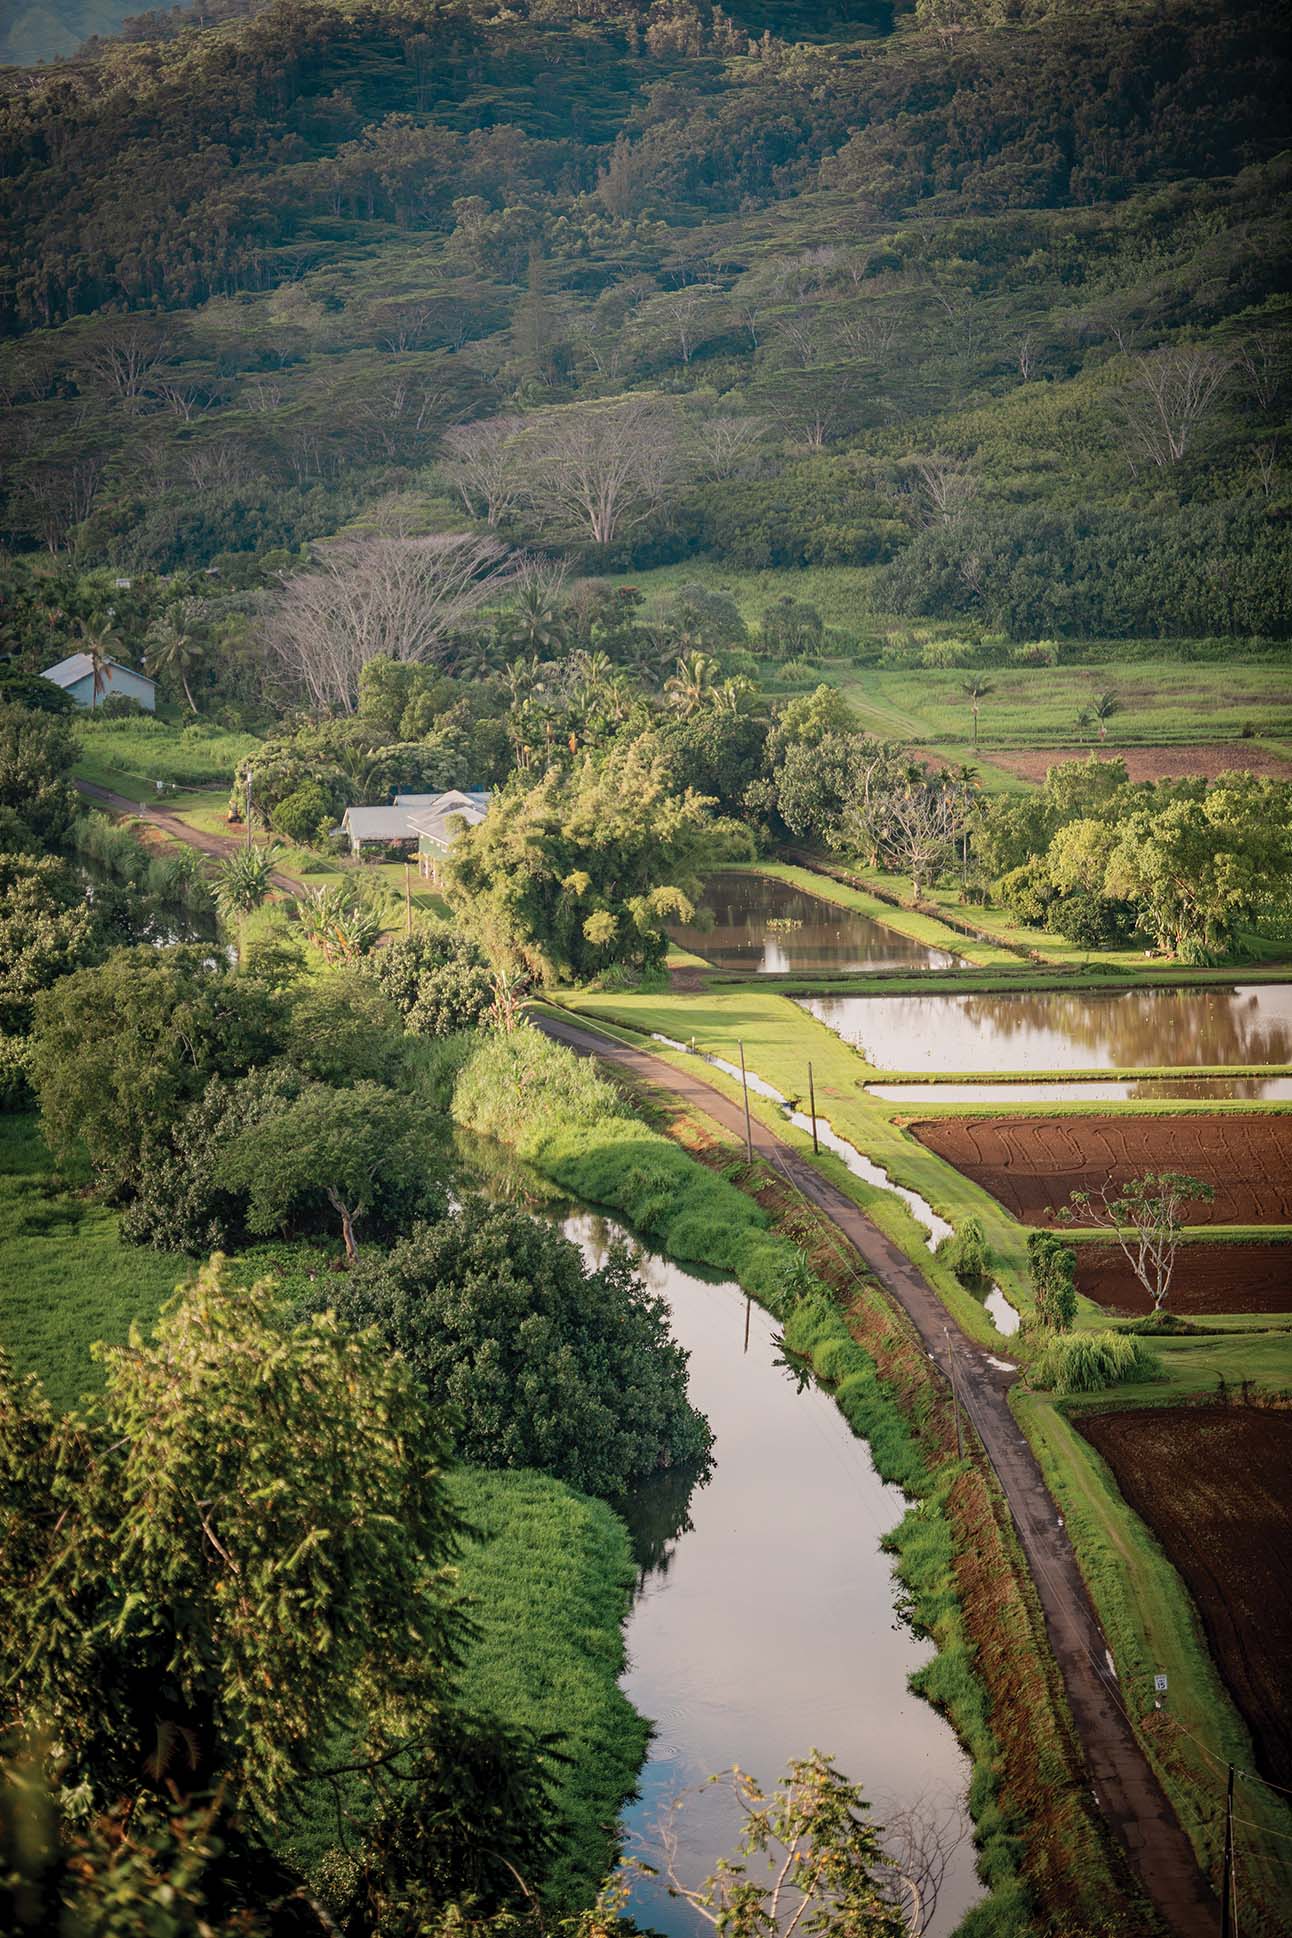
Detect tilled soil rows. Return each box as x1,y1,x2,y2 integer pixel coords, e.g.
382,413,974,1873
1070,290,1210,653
989,745,1292,783
909,1115,1292,1226
1077,1406,1292,1789
1077,1241,1292,1314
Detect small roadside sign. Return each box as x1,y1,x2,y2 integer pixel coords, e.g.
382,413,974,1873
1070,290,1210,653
1154,1673,1169,1693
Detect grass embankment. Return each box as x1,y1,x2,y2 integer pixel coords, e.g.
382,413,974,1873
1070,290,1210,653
554,985,1032,1332
1015,1390,1292,1926
444,1021,1149,1934
73,714,259,796
0,1106,648,1913
449,1468,647,1910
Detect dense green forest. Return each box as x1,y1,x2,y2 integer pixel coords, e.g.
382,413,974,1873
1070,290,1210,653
1,0,1288,640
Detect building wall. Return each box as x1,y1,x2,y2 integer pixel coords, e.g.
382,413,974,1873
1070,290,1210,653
66,665,156,712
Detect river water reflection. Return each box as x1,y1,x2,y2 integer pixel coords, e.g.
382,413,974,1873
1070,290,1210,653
668,870,958,975
801,984,1292,1072
562,1210,980,1938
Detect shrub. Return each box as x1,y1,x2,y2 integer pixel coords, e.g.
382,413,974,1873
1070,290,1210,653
1028,1230,1077,1332
96,693,146,718
363,926,493,1037
936,1216,991,1289
1027,1330,1162,1395
271,778,335,846
320,1196,714,1499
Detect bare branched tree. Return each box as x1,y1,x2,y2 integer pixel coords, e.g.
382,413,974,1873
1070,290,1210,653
1235,333,1288,414
910,455,977,527
520,397,684,545
1058,1171,1214,1311
850,778,970,899
439,416,526,526
695,413,767,481
1118,345,1231,467
511,550,571,607
266,533,516,713
78,320,175,408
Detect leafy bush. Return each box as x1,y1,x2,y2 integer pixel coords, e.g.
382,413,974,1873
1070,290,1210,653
270,778,335,846
936,1216,992,1289
1028,1230,1077,1333
363,926,493,1037
1027,1330,1162,1395
320,1196,713,1499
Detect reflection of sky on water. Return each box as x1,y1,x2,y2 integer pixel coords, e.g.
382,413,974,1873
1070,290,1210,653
667,869,958,974
869,1076,1292,1101
561,1211,980,1938
802,985,1292,1072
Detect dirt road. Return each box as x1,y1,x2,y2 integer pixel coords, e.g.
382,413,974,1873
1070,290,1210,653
76,780,305,895
536,1010,1218,1938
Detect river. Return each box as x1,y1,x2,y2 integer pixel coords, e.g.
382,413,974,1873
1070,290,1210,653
560,1208,980,1936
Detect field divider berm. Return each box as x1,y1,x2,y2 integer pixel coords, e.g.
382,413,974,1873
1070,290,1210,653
532,1004,1220,1938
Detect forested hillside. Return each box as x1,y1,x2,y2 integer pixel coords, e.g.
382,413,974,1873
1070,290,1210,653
1,0,1288,638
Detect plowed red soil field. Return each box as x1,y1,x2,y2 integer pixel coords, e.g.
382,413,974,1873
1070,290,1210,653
990,744,1292,783
1078,1242,1292,1314
1077,1406,1292,1787
909,1115,1292,1225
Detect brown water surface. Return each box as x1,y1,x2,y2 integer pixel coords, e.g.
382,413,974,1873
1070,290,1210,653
668,869,957,974
801,984,1292,1072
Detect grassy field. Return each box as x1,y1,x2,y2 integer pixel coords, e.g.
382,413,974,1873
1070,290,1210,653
0,1112,187,1411
450,1468,648,1910
73,714,259,795
832,663,1292,752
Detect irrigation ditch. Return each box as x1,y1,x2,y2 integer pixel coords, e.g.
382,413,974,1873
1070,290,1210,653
520,1011,1219,1937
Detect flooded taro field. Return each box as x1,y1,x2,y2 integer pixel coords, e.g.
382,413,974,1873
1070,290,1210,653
667,870,958,975
800,983,1292,1072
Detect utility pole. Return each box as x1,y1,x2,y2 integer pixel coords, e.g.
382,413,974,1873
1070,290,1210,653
738,1040,754,1165
944,1326,963,1460
807,1060,819,1154
244,766,253,849
743,1295,751,1354
1220,1763,1234,1937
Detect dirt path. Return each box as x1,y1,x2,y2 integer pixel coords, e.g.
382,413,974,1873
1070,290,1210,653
535,1010,1218,1938
76,780,305,896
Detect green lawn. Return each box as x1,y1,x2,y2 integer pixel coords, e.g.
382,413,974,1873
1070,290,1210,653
0,1112,187,1412
450,1468,647,1910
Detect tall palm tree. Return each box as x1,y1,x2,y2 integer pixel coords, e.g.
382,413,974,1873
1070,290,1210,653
145,615,204,713
960,673,994,750
76,620,123,707
505,584,565,657
1090,689,1120,741
214,844,280,963
953,761,980,892
664,651,720,716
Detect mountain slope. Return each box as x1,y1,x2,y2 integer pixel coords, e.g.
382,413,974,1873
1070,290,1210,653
1,0,1288,639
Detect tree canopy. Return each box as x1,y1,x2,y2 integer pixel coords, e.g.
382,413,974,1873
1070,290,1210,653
321,1194,713,1498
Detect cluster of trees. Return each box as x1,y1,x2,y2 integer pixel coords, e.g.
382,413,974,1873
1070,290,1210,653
979,756,1292,959
1,0,1287,635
